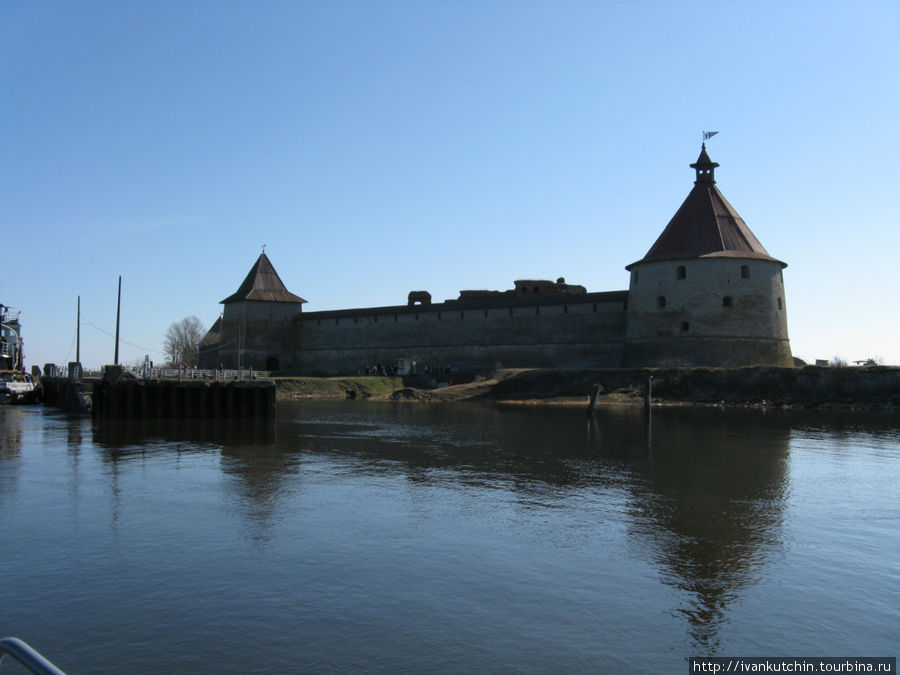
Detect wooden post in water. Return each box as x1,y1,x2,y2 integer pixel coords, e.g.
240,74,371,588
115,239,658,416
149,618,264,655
644,375,653,411
586,383,604,416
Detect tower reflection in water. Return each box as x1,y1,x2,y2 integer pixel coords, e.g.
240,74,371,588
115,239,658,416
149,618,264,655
90,401,788,650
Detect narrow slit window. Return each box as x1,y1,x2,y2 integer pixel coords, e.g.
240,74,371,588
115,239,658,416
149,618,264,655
657,296,666,308
777,297,783,310
676,265,686,280
741,265,750,279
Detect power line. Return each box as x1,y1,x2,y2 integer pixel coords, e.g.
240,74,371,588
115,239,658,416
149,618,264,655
84,321,164,355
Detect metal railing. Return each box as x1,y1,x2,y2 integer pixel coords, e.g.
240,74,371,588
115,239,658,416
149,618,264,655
0,637,66,674
45,365,271,381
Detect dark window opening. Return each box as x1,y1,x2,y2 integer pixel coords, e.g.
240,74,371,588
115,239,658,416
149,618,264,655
460,312,465,319
777,297,783,310
563,305,568,314
509,307,514,316
266,356,280,371
657,296,666,308
677,265,686,280
741,265,750,279
723,296,733,307
484,310,488,318
535,306,540,315
593,303,597,312
680,322,690,332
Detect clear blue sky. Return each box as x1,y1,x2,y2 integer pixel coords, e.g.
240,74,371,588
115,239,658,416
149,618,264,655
2,1,898,369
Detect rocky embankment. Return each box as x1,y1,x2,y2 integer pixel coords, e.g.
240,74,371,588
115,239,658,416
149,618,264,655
275,366,899,410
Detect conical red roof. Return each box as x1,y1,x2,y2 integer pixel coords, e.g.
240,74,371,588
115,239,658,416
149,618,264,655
627,146,785,269
221,253,307,304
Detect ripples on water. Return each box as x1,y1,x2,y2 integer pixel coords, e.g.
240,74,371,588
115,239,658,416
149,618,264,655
0,402,897,672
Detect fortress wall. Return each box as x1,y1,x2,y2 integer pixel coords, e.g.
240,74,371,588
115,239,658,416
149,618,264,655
623,337,793,368
296,295,627,374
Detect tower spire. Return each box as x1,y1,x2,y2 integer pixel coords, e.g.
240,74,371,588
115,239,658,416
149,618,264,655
690,143,719,184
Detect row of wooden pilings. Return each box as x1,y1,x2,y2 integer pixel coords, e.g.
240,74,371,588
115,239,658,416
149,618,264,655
92,378,276,420
41,364,276,419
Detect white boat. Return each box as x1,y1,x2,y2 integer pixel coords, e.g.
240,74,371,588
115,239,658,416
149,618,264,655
0,369,39,404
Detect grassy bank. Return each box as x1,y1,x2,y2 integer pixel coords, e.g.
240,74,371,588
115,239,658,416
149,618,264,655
273,366,900,410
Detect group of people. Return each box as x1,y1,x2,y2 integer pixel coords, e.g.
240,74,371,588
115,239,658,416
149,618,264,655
364,364,399,377
362,363,454,379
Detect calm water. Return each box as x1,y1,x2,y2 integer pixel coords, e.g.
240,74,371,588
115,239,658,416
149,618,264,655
0,401,897,673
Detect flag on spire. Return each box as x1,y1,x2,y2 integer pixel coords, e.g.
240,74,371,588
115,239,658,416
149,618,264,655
703,131,719,141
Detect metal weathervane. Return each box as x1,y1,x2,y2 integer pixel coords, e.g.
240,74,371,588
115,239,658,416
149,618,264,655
702,130,719,142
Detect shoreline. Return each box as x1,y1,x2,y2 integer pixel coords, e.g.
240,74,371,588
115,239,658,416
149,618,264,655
273,365,900,411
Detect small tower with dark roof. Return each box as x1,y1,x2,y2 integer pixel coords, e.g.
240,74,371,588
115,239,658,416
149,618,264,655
198,252,305,371
623,145,792,367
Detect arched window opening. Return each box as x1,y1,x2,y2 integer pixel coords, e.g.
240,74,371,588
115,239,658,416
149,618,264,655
266,356,280,371
676,265,686,280
657,296,667,309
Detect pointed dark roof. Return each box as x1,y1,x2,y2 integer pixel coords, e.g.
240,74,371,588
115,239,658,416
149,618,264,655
627,145,785,269
221,253,307,304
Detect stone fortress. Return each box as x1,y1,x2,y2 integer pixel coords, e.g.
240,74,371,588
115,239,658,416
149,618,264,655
198,145,792,374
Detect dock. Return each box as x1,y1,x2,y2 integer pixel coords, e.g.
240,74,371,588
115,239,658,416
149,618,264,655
41,364,275,419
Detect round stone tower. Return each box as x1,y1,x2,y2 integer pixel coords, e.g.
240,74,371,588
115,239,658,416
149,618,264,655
624,145,792,367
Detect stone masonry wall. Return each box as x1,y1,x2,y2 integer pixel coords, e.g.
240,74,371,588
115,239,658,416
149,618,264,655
295,293,628,375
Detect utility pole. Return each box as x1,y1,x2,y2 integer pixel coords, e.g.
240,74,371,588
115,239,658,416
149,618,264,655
76,296,81,364
114,276,121,365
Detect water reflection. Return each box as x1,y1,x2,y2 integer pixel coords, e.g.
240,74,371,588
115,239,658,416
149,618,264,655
76,401,894,652
0,406,25,503
628,408,790,650
91,417,275,453
275,401,789,650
